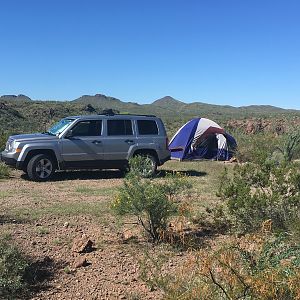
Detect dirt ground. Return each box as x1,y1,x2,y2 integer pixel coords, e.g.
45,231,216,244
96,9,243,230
0,161,228,300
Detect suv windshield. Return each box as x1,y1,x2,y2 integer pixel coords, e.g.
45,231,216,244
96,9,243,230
47,118,75,135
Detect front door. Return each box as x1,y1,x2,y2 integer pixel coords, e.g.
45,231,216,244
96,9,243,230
61,120,103,168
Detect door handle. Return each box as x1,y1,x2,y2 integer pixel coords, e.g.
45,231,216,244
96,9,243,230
125,140,135,144
92,140,102,144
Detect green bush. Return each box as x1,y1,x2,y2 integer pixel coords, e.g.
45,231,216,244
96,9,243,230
0,132,8,151
0,236,28,299
112,172,191,242
234,132,279,163
278,130,300,162
128,155,155,178
0,162,10,179
233,129,300,164
218,160,300,233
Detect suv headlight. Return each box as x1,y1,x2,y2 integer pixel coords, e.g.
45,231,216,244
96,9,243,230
5,140,12,151
6,140,22,153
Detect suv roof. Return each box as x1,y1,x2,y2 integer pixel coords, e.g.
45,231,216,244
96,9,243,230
67,114,158,120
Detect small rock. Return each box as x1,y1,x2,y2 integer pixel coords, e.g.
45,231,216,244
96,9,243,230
63,222,69,228
74,256,87,268
121,230,138,243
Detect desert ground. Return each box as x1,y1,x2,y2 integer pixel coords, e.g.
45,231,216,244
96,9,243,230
0,160,229,300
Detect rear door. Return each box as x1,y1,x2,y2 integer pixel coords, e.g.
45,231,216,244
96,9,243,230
102,119,136,161
61,120,103,168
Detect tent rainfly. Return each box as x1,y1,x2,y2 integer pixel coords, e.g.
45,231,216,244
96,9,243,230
169,118,237,161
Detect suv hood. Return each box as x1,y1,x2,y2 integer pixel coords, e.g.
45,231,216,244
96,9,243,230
10,133,59,142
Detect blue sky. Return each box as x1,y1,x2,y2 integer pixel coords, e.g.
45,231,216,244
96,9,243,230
1,0,300,108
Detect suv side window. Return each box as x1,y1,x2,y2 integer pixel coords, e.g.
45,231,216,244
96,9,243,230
137,120,158,135
72,120,102,136
107,120,133,136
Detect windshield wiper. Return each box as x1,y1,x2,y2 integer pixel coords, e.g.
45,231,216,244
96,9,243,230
42,131,55,136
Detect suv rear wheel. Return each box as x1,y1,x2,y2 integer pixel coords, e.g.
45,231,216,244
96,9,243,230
27,154,56,181
133,153,158,177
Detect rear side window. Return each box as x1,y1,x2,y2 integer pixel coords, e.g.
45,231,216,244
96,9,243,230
107,120,133,136
137,120,158,135
71,120,102,136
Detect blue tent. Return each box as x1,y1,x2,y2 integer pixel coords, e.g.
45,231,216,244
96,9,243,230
169,118,237,161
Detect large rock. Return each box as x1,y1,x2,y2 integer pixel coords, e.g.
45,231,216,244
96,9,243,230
71,235,94,253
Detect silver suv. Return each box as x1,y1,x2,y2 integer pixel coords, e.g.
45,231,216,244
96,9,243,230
1,113,170,181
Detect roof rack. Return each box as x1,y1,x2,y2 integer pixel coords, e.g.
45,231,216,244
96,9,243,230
119,113,157,117
98,109,156,117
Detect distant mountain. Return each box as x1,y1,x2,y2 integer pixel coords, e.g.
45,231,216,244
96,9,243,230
1,93,297,115
73,94,123,106
1,92,300,137
72,93,147,114
152,96,298,116
239,105,290,113
0,94,31,101
152,96,185,107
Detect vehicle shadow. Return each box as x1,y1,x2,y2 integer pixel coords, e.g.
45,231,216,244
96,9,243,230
21,168,207,181
21,169,124,181
157,169,207,177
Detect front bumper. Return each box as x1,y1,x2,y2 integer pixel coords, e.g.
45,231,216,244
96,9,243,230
1,152,23,169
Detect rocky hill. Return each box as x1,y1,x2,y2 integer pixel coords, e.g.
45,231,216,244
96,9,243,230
0,94,32,102
1,93,300,136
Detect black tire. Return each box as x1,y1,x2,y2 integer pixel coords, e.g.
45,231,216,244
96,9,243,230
27,154,56,182
119,165,129,176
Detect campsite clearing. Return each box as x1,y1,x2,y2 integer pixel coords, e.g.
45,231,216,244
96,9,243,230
0,160,230,299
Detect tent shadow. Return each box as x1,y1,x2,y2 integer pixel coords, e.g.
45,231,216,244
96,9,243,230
157,169,207,178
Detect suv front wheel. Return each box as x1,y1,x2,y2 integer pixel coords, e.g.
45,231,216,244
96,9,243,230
27,154,56,181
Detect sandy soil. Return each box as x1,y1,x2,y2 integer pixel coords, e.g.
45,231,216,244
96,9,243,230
0,160,227,300
0,169,185,300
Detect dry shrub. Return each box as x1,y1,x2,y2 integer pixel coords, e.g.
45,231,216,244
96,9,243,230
142,229,300,300
157,202,204,250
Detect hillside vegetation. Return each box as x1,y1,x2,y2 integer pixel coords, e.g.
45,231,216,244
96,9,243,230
1,93,300,138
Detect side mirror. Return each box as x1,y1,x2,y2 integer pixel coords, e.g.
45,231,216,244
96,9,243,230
65,130,73,139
